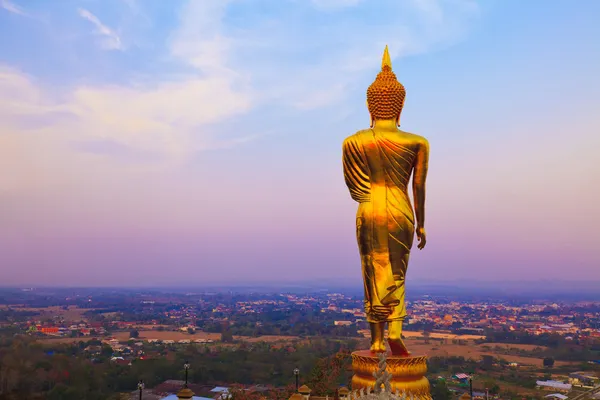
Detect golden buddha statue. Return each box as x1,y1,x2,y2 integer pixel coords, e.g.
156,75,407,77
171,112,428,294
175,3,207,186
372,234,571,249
342,46,429,356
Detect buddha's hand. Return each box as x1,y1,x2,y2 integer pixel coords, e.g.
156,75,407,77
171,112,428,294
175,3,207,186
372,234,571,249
416,226,427,250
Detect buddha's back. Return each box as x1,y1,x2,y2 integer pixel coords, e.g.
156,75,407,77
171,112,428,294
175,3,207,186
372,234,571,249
346,127,425,196
367,128,423,190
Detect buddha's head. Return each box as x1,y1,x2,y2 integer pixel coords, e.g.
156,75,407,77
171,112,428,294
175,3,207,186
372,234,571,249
367,45,406,126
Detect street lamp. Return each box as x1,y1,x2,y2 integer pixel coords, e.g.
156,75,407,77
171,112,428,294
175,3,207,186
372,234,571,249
137,379,145,400
469,373,474,400
184,361,191,388
294,368,300,392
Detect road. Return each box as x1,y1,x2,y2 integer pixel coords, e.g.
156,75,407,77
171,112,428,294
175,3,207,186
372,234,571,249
569,385,600,400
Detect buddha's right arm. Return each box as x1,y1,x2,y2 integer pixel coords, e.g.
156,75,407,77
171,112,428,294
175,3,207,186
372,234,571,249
412,138,429,229
342,138,370,202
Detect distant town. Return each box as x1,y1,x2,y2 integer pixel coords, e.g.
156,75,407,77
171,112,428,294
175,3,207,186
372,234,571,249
1,287,600,399
5,288,600,341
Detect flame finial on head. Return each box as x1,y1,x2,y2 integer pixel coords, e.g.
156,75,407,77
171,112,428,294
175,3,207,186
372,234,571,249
382,45,392,70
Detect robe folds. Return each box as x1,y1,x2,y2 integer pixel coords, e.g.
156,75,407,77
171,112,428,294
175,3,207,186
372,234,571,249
343,129,417,323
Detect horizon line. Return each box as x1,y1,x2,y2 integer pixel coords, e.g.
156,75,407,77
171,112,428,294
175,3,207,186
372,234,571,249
2,279,600,290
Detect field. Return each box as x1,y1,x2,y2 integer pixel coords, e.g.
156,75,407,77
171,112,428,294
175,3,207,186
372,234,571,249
37,329,574,368
39,330,302,345
402,330,485,340
2,305,92,321
403,338,576,367
115,331,300,343
479,343,547,351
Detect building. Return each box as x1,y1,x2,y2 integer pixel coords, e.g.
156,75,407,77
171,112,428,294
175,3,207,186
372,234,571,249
453,374,470,384
536,381,572,393
152,381,213,397
545,394,568,400
569,372,598,387
211,386,230,400
39,326,60,334
334,321,352,326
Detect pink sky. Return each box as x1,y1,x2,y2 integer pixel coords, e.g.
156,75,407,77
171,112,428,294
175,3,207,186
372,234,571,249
0,0,599,286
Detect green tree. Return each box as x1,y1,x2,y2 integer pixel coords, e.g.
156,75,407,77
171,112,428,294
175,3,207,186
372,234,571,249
47,383,79,400
102,345,114,357
489,383,500,395
431,380,451,400
543,357,555,368
481,355,495,369
484,379,500,395
221,330,234,343
306,352,352,396
228,385,265,400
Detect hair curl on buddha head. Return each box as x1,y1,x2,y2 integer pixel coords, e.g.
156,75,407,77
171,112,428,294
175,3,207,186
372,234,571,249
367,46,406,120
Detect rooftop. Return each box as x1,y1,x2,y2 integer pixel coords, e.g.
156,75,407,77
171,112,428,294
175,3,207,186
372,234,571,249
545,394,568,400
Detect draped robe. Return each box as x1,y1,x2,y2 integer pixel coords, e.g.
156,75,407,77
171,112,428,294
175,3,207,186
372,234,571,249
342,129,417,323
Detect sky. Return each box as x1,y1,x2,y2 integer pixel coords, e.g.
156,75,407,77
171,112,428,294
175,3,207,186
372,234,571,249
0,0,599,287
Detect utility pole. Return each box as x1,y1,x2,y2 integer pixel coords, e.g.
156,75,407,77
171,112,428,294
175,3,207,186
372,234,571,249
184,361,191,388
137,380,144,400
294,368,300,392
469,374,473,399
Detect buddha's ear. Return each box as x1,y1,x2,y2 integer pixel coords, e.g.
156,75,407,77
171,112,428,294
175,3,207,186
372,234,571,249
397,100,405,127
367,100,374,128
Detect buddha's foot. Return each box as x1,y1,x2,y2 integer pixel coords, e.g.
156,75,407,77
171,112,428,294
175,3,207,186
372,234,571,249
370,341,386,353
388,337,410,357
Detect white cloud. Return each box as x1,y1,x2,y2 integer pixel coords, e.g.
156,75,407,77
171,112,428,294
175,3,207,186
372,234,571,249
0,67,252,164
410,0,445,23
310,0,363,10
0,0,25,15
209,0,480,112
0,3,256,213
0,1,261,192
78,8,124,51
169,0,237,73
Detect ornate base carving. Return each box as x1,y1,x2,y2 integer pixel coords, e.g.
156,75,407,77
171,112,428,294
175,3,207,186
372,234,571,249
351,350,431,400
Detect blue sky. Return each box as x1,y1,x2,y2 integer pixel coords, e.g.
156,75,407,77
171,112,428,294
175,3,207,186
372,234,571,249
0,0,599,286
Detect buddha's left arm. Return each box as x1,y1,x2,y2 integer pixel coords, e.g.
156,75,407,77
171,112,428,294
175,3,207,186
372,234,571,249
412,138,429,229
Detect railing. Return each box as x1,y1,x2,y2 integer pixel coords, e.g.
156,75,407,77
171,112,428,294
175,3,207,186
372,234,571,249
568,385,600,400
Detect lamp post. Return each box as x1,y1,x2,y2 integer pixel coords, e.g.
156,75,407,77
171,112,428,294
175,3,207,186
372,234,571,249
294,368,300,392
184,361,191,388
137,379,144,400
469,373,474,400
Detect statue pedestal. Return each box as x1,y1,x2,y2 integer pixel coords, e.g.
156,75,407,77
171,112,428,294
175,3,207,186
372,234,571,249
351,350,431,399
